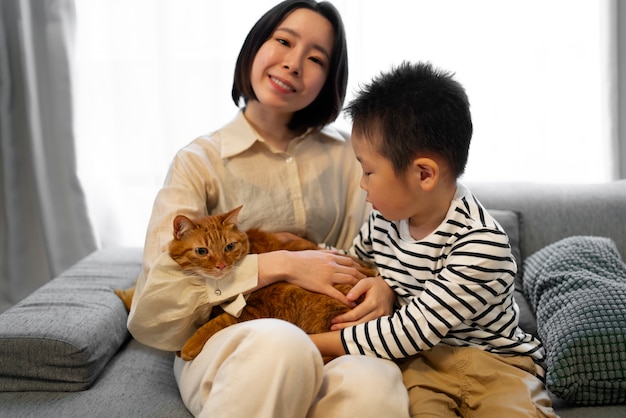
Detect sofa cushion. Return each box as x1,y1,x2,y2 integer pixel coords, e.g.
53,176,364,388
523,236,626,405
488,209,537,337
0,339,192,417
0,248,141,391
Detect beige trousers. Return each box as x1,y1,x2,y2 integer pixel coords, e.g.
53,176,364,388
174,319,409,418
400,345,557,418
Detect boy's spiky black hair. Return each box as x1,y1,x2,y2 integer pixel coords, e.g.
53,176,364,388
345,61,472,178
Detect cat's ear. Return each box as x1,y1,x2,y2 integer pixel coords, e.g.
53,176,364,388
173,215,195,240
222,205,243,226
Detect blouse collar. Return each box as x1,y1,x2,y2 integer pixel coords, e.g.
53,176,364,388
220,111,346,158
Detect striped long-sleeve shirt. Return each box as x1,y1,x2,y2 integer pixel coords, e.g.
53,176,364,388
342,183,545,371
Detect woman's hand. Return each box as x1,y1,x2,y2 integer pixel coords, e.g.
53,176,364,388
257,250,367,306
329,275,395,330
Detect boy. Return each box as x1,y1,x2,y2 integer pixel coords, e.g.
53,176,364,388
311,62,556,417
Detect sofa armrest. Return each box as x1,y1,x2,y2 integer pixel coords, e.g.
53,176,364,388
0,247,141,391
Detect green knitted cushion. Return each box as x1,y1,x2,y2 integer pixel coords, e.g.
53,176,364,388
523,236,626,405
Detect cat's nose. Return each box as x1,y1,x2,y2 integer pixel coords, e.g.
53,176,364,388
215,262,227,270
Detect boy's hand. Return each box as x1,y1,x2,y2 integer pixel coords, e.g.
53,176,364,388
329,275,395,330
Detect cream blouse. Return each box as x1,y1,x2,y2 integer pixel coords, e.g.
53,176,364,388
127,112,367,351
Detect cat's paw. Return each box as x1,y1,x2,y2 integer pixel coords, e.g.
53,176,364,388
180,343,203,361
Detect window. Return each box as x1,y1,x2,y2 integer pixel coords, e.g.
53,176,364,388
75,0,613,247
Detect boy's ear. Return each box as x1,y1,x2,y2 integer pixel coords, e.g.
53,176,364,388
412,157,439,191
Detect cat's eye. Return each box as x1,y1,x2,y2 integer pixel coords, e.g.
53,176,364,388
195,247,208,256
225,243,235,252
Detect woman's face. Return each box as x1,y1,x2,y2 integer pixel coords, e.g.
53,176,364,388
249,8,334,114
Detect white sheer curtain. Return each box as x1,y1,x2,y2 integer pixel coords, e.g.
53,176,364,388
74,0,616,248
1,0,96,311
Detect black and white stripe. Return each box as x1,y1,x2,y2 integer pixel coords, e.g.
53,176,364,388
343,184,544,373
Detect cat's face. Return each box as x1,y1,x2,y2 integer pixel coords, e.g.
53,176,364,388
168,206,250,280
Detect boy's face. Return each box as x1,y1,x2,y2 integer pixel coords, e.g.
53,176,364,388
351,132,421,222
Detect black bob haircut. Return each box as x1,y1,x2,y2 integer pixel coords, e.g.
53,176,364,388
231,0,348,132
345,61,473,179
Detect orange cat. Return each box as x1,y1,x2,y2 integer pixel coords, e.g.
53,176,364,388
115,206,375,362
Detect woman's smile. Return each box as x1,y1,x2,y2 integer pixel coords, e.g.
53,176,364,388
269,75,296,93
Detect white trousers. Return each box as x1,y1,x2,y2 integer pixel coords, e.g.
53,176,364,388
174,319,409,418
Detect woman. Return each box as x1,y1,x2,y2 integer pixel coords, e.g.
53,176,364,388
128,1,409,417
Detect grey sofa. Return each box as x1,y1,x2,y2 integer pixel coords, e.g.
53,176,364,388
1,181,625,417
